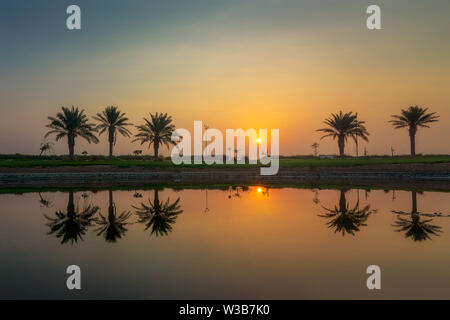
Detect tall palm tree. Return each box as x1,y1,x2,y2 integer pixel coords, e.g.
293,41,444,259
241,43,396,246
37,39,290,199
93,106,132,159
319,190,374,236
133,189,183,237
44,191,99,244
45,106,99,160
317,111,369,157
133,112,175,158
389,106,439,156
392,191,442,242
95,190,132,242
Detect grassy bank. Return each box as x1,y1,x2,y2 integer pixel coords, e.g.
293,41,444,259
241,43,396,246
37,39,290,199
0,156,450,169
1,183,449,195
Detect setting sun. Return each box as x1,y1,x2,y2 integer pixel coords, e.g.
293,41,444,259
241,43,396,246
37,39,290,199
257,138,261,144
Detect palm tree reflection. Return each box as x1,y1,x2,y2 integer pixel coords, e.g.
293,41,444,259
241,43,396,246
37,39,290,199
45,191,99,244
392,191,442,242
319,190,374,236
95,190,132,242
133,190,183,237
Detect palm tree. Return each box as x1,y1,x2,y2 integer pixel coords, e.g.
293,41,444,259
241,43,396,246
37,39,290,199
133,112,175,158
44,191,99,244
45,106,99,160
389,106,439,156
319,190,374,236
133,189,183,237
93,106,132,159
317,111,369,158
392,191,442,242
95,190,132,242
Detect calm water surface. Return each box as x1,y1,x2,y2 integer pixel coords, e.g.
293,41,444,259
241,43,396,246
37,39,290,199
1,186,450,299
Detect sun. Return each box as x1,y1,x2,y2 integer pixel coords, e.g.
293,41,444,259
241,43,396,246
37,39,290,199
257,187,262,193
256,138,261,144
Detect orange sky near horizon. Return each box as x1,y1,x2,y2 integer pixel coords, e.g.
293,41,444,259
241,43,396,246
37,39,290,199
1,0,449,156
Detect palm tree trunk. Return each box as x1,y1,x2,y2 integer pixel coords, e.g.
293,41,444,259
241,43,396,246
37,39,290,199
409,132,416,157
339,190,346,212
68,135,75,160
108,128,114,159
108,189,114,218
67,191,75,217
338,135,345,158
154,144,159,159
411,191,417,214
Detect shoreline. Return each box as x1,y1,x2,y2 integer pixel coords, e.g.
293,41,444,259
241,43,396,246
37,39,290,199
1,163,449,191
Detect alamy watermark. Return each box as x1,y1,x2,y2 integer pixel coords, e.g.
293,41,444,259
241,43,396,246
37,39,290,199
66,265,81,290
170,121,280,176
366,265,381,290
65,4,382,31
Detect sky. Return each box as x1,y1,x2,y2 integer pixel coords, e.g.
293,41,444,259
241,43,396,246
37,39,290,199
0,0,449,156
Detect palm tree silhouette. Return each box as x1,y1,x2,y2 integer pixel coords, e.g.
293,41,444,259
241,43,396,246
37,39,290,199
317,111,369,158
95,190,132,242
39,141,54,156
44,191,99,244
392,191,442,242
133,189,183,237
389,106,439,156
133,112,176,158
93,106,132,159
45,106,99,160
319,190,374,236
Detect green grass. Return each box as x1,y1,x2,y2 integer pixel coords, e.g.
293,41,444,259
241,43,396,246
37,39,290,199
0,156,450,168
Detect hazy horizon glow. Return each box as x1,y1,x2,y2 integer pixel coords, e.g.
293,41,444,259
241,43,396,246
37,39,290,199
1,0,449,156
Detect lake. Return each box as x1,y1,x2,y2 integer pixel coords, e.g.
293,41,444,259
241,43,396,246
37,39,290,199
1,186,449,299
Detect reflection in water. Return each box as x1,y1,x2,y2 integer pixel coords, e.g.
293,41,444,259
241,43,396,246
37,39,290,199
8,187,450,299
133,190,183,237
95,190,132,243
312,189,320,205
392,191,442,242
319,190,375,236
39,187,449,245
44,191,99,244
38,192,53,208
227,186,250,199
133,190,143,198
204,189,210,213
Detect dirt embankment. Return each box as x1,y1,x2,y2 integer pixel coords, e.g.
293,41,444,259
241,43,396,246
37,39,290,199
1,162,450,173
0,163,449,190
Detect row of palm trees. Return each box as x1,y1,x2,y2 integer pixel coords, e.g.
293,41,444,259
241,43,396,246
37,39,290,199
45,105,439,159
317,106,439,157
45,106,175,160
45,189,182,244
